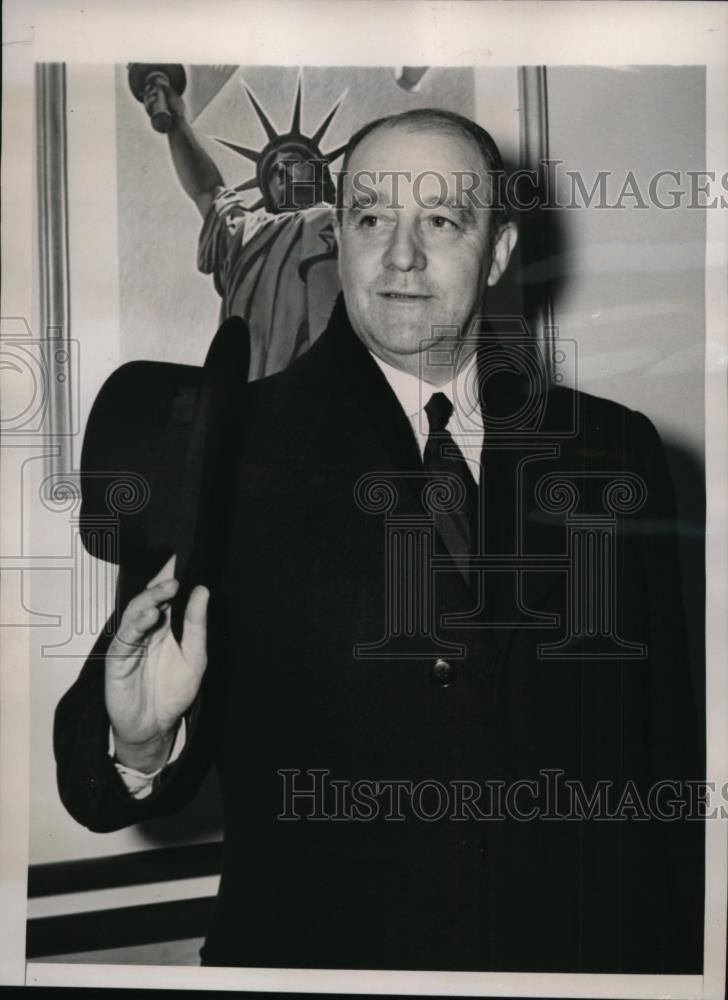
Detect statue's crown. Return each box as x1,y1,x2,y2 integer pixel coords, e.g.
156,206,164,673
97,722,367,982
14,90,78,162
213,75,347,212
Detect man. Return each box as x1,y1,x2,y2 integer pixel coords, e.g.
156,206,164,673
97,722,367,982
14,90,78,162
56,109,703,973
143,73,341,379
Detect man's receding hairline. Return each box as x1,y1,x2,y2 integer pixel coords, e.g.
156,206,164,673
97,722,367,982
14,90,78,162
346,119,490,174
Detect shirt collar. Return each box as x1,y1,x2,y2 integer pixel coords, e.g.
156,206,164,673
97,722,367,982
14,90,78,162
370,349,483,426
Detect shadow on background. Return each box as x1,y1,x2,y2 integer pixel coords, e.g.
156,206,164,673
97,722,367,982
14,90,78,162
486,157,570,339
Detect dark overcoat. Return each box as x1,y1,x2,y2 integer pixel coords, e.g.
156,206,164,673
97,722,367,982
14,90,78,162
55,297,703,973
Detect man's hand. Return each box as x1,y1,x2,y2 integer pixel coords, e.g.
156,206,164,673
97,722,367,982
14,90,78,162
105,556,209,773
142,73,187,131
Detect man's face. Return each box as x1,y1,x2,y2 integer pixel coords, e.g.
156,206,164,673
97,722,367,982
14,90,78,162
267,151,320,211
334,125,516,379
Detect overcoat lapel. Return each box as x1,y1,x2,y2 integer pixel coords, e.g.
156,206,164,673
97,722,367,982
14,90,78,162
321,296,425,481
475,334,567,628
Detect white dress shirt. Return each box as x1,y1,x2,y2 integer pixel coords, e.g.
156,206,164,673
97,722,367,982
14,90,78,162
113,344,485,794
370,348,485,483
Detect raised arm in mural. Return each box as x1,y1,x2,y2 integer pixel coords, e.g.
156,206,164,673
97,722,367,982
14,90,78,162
130,64,346,379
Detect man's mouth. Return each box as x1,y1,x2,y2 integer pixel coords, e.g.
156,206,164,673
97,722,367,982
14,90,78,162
378,292,432,301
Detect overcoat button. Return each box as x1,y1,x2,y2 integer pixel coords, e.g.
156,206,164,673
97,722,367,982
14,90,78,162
431,658,456,687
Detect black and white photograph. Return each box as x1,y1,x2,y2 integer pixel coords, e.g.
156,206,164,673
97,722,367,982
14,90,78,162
2,2,727,997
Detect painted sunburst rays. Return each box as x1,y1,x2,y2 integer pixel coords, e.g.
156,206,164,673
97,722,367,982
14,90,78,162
212,74,348,209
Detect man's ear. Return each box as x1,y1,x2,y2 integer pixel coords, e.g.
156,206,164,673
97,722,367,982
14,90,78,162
487,221,518,287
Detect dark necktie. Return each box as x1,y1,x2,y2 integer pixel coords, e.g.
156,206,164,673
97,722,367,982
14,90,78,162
423,391,478,571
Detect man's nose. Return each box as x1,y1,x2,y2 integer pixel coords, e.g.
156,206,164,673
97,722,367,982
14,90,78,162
383,219,426,271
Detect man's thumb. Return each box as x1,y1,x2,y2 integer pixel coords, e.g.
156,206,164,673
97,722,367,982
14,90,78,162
180,585,209,665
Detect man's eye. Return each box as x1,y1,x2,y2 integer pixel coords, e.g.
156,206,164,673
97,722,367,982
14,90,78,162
359,215,379,228
429,215,458,230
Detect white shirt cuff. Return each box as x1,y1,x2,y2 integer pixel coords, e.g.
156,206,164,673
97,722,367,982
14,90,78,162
108,718,187,800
